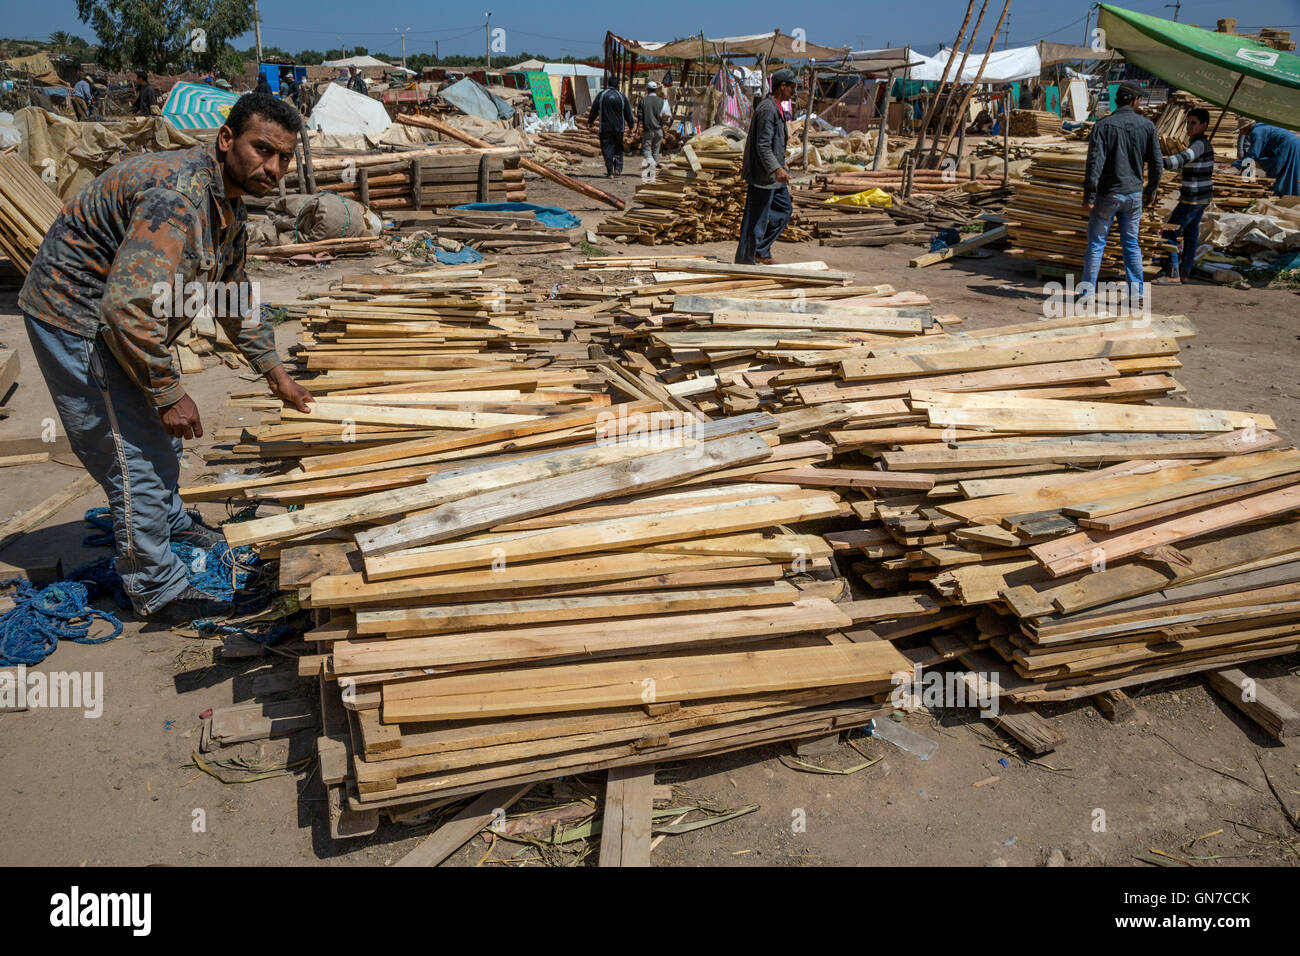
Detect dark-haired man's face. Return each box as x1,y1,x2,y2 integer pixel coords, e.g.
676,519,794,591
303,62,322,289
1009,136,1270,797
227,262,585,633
217,114,297,198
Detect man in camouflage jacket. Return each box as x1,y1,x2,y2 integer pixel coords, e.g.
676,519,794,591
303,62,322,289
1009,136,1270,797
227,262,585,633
20,93,313,623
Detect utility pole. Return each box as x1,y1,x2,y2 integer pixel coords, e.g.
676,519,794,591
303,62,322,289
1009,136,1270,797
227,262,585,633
396,26,411,71
339,37,347,59
435,40,439,63
253,0,263,64
485,12,492,69
1165,1,1181,21
1083,7,1092,46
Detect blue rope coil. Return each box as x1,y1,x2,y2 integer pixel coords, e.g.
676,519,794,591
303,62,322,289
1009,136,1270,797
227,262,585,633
0,577,122,667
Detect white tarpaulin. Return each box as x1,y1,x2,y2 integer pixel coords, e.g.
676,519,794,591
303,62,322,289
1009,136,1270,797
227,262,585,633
908,45,1041,83
321,55,394,69
610,30,848,61
305,83,392,136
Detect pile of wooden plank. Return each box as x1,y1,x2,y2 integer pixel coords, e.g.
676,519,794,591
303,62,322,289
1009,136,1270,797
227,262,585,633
596,141,810,246
285,148,526,210
1009,110,1062,137
608,280,1300,708
417,206,573,255
1004,148,1169,277
1153,91,1242,157
181,268,917,825
816,169,1005,196
0,152,63,273
794,182,1011,248
1184,169,1274,212
188,252,1300,839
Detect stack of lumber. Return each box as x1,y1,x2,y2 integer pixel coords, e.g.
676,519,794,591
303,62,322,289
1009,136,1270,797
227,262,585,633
1009,110,1062,137
287,148,526,210
1004,148,1169,276
1154,91,1242,157
1177,169,1274,212
597,140,810,246
420,206,573,255
817,169,1005,196
754,312,1300,705
793,183,1011,248
184,299,908,819
187,253,1300,833
0,152,63,273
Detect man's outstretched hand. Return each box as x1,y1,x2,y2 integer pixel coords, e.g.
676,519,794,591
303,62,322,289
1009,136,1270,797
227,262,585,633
159,394,203,440
267,365,313,413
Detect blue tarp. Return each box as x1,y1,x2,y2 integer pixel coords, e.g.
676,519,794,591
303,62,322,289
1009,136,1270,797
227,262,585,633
434,246,485,265
454,202,580,230
441,77,515,122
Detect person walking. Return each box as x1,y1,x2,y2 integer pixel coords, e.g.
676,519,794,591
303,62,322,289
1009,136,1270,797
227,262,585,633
18,93,314,624
588,79,635,177
1159,107,1213,283
735,68,797,266
1080,81,1161,301
638,81,671,175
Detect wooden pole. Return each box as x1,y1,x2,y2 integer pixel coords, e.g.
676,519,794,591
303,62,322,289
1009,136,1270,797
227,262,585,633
872,67,891,171
924,0,989,167
397,113,625,209
934,0,1011,166
1208,72,1246,140
914,0,976,163
299,126,318,194
1001,90,1010,186
800,64,816,169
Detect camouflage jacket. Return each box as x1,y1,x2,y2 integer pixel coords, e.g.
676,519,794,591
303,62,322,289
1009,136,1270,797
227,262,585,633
20,144,281,408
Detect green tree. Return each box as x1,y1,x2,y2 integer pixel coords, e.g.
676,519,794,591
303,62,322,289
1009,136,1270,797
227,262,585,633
49,31,73,54
297,49,324,65
75,0,256,73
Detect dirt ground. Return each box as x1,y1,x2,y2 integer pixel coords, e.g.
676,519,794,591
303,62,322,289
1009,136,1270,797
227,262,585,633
1,155,1298,867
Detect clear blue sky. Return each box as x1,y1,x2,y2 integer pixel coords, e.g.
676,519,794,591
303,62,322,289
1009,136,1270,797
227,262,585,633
9,0,1300,60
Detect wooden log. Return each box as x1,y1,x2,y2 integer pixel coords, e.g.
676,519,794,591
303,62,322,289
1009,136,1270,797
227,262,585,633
397,113,624,210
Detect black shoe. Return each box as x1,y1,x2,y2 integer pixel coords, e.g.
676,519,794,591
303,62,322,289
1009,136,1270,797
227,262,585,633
173,524,225,550
146,585,232,626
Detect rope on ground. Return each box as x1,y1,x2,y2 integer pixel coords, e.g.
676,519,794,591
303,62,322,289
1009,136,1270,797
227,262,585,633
0,577,122,667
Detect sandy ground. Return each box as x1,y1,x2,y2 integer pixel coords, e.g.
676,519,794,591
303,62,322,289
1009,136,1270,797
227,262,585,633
1,155,1298,867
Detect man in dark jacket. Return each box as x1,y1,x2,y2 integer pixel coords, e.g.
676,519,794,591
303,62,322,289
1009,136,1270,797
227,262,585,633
736,68,796,265
1081,81,1161,299
588,79,635,176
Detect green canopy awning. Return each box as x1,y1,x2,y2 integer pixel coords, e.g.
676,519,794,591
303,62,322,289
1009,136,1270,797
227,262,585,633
1097,4,1300,128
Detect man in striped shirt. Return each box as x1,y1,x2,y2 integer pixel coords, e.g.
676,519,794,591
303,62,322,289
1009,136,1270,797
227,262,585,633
1160,107,1213,283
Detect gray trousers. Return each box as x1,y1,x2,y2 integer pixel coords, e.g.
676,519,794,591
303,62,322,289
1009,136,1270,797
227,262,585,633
25,315,197,615
642,129,664,167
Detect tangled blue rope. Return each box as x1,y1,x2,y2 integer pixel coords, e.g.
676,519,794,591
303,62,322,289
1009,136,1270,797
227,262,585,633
0,507,296,664
929,227,963,254
0,577,122,667
80,507,265,604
